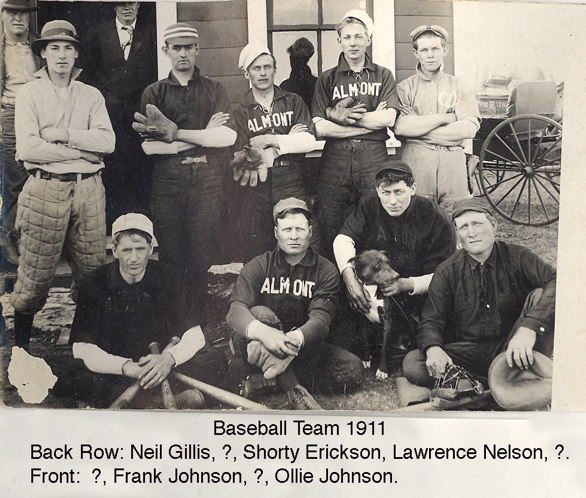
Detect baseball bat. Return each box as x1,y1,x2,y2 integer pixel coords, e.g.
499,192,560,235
172,371,270,411
149,340,177,410
109,337,180,409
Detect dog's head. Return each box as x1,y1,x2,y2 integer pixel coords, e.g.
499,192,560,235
351,250,399,286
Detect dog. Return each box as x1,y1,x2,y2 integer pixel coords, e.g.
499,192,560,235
350,250,400,380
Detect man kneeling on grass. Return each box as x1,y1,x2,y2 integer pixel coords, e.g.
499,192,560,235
50,213,227,408
227,198,364,410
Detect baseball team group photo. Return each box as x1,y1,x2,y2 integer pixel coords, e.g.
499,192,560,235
0,0,564,412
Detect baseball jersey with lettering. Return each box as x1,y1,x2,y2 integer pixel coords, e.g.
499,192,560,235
229,247,339,344
312,53,400,141
339,194,456,278
230,85,315,163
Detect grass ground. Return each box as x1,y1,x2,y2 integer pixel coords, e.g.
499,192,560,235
0,198,558,412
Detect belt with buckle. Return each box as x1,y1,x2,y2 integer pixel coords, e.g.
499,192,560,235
32,169,99,182
273,159,292,167
180,155,208,165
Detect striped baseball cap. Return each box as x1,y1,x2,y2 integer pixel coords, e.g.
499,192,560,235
163,23,199,44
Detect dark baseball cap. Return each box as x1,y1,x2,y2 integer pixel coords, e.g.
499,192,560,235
273,198,311,222
2,0,40,11
451,198,493,220
375,161,413,180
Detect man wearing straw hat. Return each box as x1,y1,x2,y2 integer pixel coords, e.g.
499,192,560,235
134,22,236,322
1,0,42,267
10,20,115,349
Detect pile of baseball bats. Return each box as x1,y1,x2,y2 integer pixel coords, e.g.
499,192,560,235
109,336,268,411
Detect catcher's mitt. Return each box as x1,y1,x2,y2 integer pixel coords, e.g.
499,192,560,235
432,364,484,401
230,146,268,186
133,104,178,143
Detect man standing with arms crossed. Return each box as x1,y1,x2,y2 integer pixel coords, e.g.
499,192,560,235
12,20,115,349
229,44,320,261
135,23,236,322
393,25,480,215
1,0,42,267
312,9,399,257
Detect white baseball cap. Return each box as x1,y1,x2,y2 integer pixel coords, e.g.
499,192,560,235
342,9,375,37
238,43,272,71
112,213,155,241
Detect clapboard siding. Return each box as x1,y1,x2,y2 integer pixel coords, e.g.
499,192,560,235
394,0,453,16
177,0,248,105
394,0,454,83
177,0,247,21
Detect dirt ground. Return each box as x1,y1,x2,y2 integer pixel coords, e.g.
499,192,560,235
0,213,558,412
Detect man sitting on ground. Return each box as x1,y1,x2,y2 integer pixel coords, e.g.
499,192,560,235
227,198,364,410
50,213,227,408
333,161,456,376
403,198,556,397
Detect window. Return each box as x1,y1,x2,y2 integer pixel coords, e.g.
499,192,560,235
267,0,374,83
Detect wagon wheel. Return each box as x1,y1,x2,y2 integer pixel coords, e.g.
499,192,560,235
478,114,562,226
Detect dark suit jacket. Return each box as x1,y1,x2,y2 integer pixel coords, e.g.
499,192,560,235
81,18,157,125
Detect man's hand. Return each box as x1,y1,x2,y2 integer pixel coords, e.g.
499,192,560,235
253,323,299,358
249,134,278,149
289,123,309,134
133,104,178,143
121,360,141,379
342,267,371,314
425,346,452,379
79,150,102,163
505,326,537,369
380,277,414,297
206,111,230,129
327,97,367,125
136,351,176,389
40,128,69,143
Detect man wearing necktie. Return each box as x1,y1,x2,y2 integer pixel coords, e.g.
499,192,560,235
82,2,157,226
403,198,556,394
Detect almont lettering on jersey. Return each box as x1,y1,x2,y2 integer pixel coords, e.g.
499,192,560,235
248,111,294,133
260,277,316,298
332,82,382,101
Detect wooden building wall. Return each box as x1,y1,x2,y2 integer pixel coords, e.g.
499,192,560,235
177,0,249,106
394,0,454,83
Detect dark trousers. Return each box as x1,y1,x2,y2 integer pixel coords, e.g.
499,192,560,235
1,105,29,268
150,158,224,323
403,288,554,388
315,139,389,259
102,119,153,228
232,163,323,261
49,344,227,408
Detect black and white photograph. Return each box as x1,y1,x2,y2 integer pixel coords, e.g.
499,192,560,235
0,0,581,415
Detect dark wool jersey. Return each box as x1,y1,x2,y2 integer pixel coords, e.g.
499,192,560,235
140,68,232,159
417,242,557,353
229,85,315,164
70,260,200,362
229,247,340,344
340,194,456,278
312,53,400,142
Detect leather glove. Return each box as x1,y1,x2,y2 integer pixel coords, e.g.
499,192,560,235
246,340,295,379
133,104,178,143
327,97,367,125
